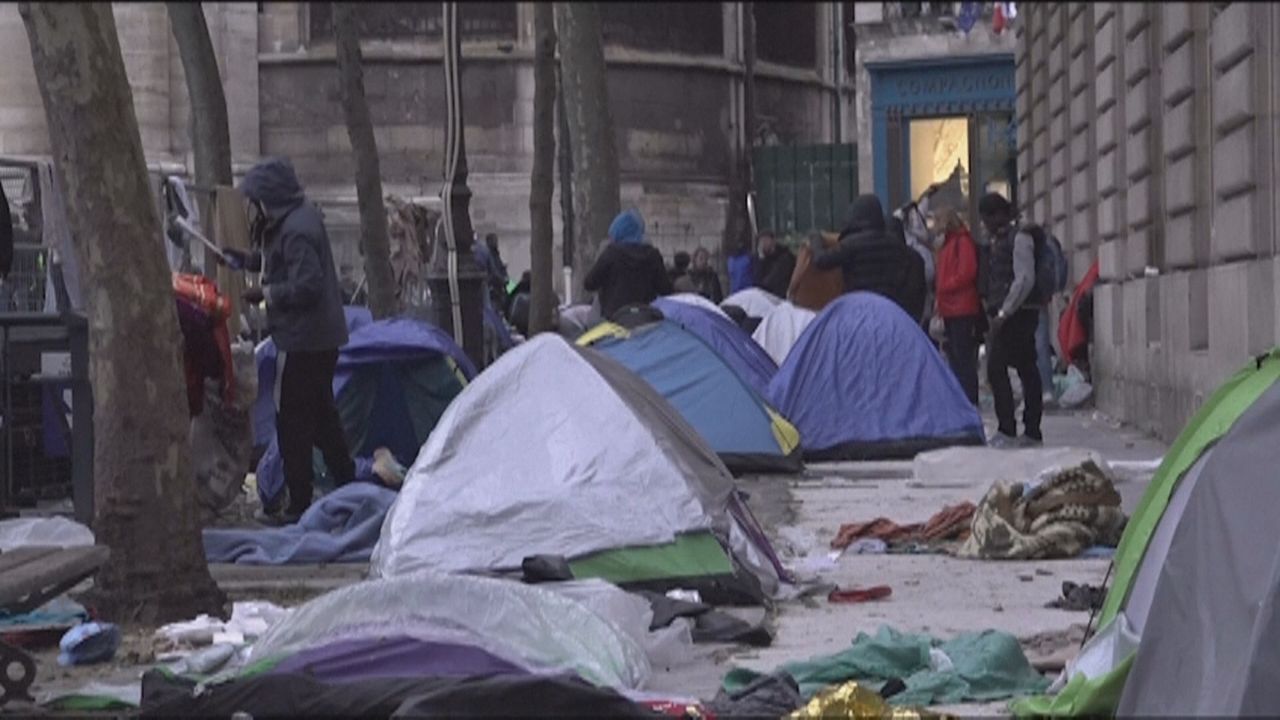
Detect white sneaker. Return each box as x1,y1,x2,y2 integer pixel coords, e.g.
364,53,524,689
987,432,1019,449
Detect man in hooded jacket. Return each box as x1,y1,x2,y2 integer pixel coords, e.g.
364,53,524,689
814,194,926,320
583,209,673,319
224,157,354,523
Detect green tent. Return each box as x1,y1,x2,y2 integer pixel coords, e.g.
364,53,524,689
1013,349,1280,716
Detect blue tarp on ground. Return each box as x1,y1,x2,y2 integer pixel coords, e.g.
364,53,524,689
651,297,777,396
254,316,475,508
586,320,801,474
765,292,985,460
203,482,397,565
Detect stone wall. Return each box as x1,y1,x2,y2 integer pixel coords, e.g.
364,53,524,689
1016,2,1280,441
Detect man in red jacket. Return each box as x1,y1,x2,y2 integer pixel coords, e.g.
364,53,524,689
934,208,981,405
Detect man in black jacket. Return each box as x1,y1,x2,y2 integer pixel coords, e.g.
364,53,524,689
225,158,354,523
753,231,795,299
814,194,926,319
583,209,673,320
979,192,1043,448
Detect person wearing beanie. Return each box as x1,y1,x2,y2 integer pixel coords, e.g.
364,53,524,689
583,209,673,319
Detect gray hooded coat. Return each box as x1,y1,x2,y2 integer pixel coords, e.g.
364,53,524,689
239,158,348,353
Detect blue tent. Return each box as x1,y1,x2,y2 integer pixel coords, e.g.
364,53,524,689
255,317,476,508
254,306,374,449
766,292,985,460
652,297,778,396
579,319,802,475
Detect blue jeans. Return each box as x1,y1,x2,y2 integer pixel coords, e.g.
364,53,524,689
1035,306,1053,394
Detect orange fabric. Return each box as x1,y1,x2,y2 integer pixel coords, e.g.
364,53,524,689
173,273,235,412
830,502,976,550
935,229,981,318
787,232,844,312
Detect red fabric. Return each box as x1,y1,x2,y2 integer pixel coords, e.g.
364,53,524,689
934,229,981,318
1058,259,1100,369
830,502,976,550
173,273,235,414
828,585,893,604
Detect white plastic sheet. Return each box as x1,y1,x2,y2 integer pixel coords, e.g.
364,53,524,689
0,517,93,552
663,293,731,320
544,579,694,672
722,287,782,319
248,572,652,690
912,446,1106,488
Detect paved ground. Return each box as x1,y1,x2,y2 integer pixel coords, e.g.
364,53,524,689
19,407,1165,717
648,407,1166,714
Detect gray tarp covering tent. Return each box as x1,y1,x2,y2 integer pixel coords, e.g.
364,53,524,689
371,334,783,602
1117,382,1280,715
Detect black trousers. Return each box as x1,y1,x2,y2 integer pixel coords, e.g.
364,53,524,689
277,349,354,514
943,315,980,406
987,308,1043,440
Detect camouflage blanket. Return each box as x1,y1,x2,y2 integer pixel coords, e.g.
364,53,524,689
957,460,1127,560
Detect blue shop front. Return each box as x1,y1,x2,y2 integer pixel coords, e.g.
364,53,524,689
868,55,1016,228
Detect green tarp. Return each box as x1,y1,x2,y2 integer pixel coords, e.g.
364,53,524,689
567,533,734,584
723,626,1048,706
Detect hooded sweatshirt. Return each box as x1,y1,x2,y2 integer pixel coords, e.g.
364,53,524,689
815,194,926,320
583,209,673,319
239,158,348,353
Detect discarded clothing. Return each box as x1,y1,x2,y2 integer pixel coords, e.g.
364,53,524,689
723,625,1049,706
708,671,803,719
831,503,976,552
174,273,235,416
202,482,397,565
957,460,1127,560
828,586,892,604
639,591,772,647
1045,582,1105,612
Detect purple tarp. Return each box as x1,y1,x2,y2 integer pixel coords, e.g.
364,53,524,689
270,636,528,683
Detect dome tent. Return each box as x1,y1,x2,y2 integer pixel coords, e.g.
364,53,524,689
766,292,984,460
372,334,785,604
651,296,778,396
1012,350,1280,717
254,317,475,508
752,301,817,366
577,315,799,475
721,287,782,320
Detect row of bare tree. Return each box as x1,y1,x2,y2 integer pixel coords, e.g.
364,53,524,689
17,1,622,622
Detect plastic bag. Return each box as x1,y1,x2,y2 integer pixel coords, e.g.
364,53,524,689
0,517,93,552
58,622,120,666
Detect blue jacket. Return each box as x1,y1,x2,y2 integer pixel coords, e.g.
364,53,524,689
727,252,755,295
239,158,348,353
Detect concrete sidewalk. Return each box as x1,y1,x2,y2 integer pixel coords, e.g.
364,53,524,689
649,408,1166,713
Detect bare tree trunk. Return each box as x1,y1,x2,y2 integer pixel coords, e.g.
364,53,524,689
167,3,232,189
554,2,620,302
333,3,396,319
20,2,225,624
528,3,557,334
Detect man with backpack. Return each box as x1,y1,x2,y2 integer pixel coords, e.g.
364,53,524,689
978,192,1047,448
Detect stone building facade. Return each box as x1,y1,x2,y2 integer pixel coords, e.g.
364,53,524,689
852,3,1016,230
0,2,854,292
1015,3,1280,441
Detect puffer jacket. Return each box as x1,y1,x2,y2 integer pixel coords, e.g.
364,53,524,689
816,194,926,320
935,228,981,319
239,158,348,353
583,242,673,319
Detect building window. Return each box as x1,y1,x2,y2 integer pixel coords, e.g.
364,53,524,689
755,2,818,70
600,2,723,56
307,2,517,42
843,1,857,76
